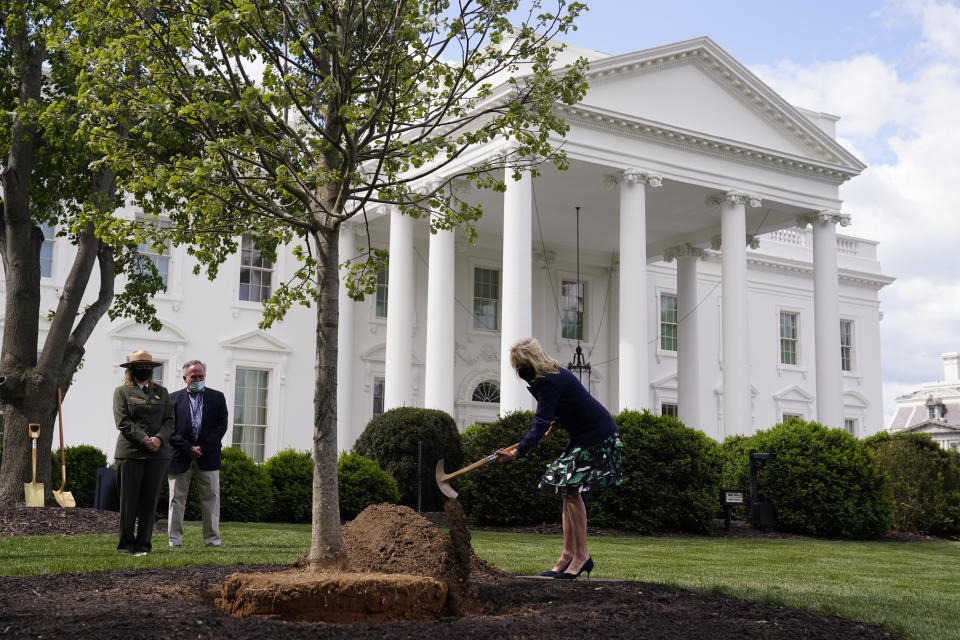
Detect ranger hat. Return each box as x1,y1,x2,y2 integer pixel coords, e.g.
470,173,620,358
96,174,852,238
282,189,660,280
119,349,163,368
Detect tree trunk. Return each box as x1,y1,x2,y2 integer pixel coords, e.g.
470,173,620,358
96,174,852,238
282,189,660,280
0,169,118,506
309,225,348,567
0,389,58,505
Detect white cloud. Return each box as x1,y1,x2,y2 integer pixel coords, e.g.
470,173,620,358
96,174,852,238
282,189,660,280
920,2,960,57
750,5,960,428
752,56,909,138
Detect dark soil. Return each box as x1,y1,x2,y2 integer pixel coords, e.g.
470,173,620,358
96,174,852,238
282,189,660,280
0,505,900,639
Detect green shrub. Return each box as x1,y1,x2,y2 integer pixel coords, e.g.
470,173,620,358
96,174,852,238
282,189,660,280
719,434,755,521
865,432,960,539
264,449,313,523
353,407,462,512
591,410,723,534
729,420,891,539
457,411,567,526
338,452,401,521
219,447,273,521
50,445,107,508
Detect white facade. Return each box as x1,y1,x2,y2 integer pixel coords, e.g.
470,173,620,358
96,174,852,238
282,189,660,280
887,353,960,452
0,37,893,462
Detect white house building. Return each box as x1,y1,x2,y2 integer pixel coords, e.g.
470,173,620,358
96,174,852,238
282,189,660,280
887,353,960,452
0,37,894,462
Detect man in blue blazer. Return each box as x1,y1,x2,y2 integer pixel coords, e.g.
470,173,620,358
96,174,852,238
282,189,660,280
167,360,229,547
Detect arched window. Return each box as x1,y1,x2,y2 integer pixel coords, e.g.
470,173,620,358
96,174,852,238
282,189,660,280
471,381,500,403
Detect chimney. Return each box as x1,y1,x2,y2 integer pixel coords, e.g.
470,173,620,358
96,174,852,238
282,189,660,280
943,352,960,383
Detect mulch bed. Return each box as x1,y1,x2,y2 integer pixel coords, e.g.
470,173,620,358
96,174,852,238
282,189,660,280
0,505,901,639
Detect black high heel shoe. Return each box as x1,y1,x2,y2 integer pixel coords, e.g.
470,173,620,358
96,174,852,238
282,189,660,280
554,557,593,580
539,561,571,577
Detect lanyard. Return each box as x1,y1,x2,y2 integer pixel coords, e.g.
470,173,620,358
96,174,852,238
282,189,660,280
189,392,204,429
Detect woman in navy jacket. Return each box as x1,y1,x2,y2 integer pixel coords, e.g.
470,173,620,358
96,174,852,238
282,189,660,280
496,337,623,579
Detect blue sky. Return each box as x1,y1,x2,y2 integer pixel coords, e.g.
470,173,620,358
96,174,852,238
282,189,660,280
553,0,960,423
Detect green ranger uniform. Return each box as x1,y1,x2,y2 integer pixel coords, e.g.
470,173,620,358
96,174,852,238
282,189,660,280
113,383,174,553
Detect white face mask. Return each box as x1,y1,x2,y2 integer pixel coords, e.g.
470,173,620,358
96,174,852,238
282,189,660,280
188,381,205,393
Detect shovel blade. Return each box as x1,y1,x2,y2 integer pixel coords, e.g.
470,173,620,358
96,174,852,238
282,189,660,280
53,489,76,508
435,459,459,499
24,482,44,507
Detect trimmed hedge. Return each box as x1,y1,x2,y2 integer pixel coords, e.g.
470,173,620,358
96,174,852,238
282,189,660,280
725,420,892,539
219,447,273,521
338,452,401,521
865,431,960,539
50,445,107,508
264,449,312,523
457,411,567,526
719,433,754,521
592,410,723,534
353,407,463,512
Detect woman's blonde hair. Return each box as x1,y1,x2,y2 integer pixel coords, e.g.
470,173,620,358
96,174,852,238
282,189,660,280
509,337,561,378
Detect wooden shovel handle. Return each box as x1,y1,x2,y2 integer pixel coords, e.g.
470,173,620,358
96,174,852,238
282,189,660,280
441,443,518,483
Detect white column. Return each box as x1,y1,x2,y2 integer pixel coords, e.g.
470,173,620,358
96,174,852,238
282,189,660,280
337,223,358,447
665,244,704,430
500,171,534,413
384,207,415,410
709,190,761,437
806,210,849,429
424,226,456,414
614,169,661,412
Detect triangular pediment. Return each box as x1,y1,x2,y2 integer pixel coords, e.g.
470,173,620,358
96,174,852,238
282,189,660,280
578,37,863,171
773,385,815,403
652,373,677,390
220,329,291,353
109,319,187,344
905,421,960,435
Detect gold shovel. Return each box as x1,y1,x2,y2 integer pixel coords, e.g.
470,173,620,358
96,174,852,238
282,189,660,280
24,423,44,507
435,443,519,499
53,388,76,508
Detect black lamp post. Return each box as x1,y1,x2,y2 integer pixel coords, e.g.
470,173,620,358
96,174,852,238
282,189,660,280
567,206,591,391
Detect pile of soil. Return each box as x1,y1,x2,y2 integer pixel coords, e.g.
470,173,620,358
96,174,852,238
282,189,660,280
215,501,493,622
339,502,497,581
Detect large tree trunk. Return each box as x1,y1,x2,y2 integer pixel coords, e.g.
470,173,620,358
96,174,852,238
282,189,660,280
0,26,49,505
0,171,118,506
309,225,348,567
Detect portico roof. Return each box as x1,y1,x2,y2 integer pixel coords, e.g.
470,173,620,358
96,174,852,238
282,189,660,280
374,37,867,264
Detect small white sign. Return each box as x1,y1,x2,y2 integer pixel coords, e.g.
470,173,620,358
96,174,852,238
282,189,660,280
723,491,745,504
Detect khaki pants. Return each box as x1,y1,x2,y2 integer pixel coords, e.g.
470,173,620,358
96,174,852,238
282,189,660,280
167,461,221,546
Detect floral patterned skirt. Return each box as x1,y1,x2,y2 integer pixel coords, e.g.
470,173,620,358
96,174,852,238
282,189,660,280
538,433,624,495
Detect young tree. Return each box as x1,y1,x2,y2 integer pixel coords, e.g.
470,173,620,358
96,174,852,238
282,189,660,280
72,0,587,566
0,0,169,505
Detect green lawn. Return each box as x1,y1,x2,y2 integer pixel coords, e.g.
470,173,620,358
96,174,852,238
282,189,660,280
471,530,960,640
0,521,310,574
1,523,957,640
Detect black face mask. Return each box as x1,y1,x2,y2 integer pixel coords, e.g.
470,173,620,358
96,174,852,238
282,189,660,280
517,365,537,383
132,368,152,383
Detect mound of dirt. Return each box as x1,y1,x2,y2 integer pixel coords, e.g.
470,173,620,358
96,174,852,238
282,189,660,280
216,501,497,622
341,502,499,583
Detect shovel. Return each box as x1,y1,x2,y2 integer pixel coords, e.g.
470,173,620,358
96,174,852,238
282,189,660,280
24,423,44,507
53,388,76,508
435,443,519,499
